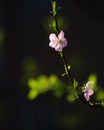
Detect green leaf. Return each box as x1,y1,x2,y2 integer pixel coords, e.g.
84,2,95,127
37,75,49,92
28,79,38,89
88,73,97,84
27,90,39,100
48,75,58,86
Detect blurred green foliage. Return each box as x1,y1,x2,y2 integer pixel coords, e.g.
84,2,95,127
27,74,65,100
97,90,104,100
22,56,104,108
27,73,79,103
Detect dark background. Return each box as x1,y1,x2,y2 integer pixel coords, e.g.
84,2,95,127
0,0,104,130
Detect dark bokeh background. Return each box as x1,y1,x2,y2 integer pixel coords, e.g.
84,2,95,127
0,0,104,130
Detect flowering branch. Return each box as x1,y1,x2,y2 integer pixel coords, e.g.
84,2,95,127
49,0,104,110
50,0,73,87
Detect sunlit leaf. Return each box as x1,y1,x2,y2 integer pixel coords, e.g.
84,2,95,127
48,75,58,86
37,75,49,92
88,73,97,84
28,79,38,89
27,90,39,100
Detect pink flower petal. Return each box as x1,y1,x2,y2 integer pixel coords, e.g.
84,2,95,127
83,81,94,101
85,95,90,101
49,34,58,42
55,44,63,51
61,39,67,47
58,31,64,40
49,41,57,48
88,89,94,96
84,91,90,101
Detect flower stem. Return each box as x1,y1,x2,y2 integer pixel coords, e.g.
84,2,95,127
54,15,60,34
51,0,74,87
60,51,74,86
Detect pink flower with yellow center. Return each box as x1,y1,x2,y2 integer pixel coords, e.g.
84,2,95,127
49,31,67,51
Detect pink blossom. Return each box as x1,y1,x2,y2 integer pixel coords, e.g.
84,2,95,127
83,81,94,101
49,31,67,51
